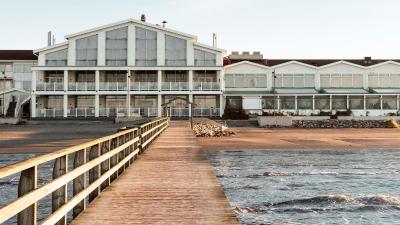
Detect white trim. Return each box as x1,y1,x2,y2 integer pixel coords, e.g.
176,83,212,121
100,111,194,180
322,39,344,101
33,42,69,54
367,60,400,68
31,66,223,71
318,60,366,70
270,60,317,69
224,60,270,70
193,43,225,53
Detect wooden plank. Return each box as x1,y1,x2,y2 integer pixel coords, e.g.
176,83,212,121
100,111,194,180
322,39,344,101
71,121,239,225
52,155,67,225
17,166,37,225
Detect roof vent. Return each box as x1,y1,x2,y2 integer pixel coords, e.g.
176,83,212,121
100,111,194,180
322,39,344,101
162,20,167,27
140,14,146,22
364,56,372,64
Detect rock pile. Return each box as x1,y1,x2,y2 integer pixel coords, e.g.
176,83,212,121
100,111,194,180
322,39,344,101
292,119,394,128
192,122,235,137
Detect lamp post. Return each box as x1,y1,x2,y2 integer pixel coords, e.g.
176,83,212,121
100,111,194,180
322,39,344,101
272,70,277,127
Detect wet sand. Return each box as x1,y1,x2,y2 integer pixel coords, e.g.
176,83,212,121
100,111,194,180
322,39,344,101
198,128,400,150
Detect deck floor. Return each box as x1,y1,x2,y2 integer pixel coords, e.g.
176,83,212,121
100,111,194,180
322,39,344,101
71,121,239,225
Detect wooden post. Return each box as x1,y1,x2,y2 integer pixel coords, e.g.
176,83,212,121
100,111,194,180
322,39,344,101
73,149,85,218
100,140,110,191
88,144,100,202
17,166,37,225
110,137,118,182
52,155,67,225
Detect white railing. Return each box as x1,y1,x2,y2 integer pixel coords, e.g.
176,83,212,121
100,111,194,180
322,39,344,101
161,82,189,91
99,82,127,91
192,108,220,117
169,108,190,117
36,108,64,117
130,82,158,91
192,82,220,91
68,82,96,91
36,82,64,91
130,107,158,117
67,108,96,117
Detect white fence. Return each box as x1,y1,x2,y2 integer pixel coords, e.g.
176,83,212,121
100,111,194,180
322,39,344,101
99,82,127,91
36,82,64,91
192,108,220,117
161,82,189,91
68,108,96,117
35,108,64,117
192,82,220,91
130,82,158,91
68,82,96,91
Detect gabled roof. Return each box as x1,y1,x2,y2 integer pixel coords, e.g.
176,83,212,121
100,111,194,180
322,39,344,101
224,60,270,70
270,60,317,69
367,60,400,68
33,42,68,54
318,60,366,69
0,50,37,61
65,18,197,40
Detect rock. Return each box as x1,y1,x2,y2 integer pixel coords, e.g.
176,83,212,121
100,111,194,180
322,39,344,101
291,119,394,129
192,122,235,137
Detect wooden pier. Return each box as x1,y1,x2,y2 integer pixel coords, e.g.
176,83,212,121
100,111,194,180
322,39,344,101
72,121,238,224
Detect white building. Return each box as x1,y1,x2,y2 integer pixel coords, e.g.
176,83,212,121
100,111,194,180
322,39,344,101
32,16,225,118
0,50,37,117
224,52,400,116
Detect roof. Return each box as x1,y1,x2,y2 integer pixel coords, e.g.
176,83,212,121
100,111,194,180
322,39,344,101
321,88,369,94
370,88,400,94
0,50,37,61
275,88,319,94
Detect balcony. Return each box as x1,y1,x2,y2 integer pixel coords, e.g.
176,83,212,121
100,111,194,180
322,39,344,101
130,108,158,117
36,108,64,117
67,108,95,117
166,108,190,117
36,82,64,91
192,82,220,91
192,108,220,117
130,82,158,91
161,82,189,91
99,82,127,91
68,82,95,91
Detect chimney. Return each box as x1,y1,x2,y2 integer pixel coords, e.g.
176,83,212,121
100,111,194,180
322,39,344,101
47,31,52,46
212,33,217,48
364,56,372,64
162,20,167,28
52,35,56,45
140,14,146,22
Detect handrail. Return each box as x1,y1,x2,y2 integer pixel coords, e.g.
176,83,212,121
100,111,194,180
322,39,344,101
0,117,169,225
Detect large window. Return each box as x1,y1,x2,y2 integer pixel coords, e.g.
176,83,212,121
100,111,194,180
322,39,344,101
332,96,347,110
297,96,313,109
194,49,216,66
382,96,397,109
315,96,330,110
279,96,295,109
366,96,381,109
349,96,364,109
224,74,267,88
135,27,157,66
106,27,128,66
320,74,363,88
275,74,315,88
194,96,217,108
46,49,68,66
76,35,98,66
77,96,95,108
261,97,277,109
165,35,186,66
226,97,242,109
368,74,400,88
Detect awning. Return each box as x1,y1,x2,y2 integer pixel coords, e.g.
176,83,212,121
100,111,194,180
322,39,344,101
321,88,369,94
274,88,319,94
224,91,272,96
369,88,400,94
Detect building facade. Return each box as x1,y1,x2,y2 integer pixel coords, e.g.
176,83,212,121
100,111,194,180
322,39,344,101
0,50,37,117
32,18,225,118
224,52,400,116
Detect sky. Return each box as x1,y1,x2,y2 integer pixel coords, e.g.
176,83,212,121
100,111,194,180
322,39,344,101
1,0,399,59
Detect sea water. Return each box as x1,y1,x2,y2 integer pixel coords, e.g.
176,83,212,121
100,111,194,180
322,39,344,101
206,150,400,225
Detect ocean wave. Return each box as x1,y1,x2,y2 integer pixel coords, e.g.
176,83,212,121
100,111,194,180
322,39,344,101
264,195,400,207
261,171,399,177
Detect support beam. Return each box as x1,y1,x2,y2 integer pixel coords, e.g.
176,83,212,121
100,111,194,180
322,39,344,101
63,70,68,92
95,95,99,117
127,24,135,66
157,33,165,66
95,70,100,91
98,32,106,66
188,94,193,117
219,95,224,117
63,95,68,118
157,94,162,117
157,70,162,91
188,70,193,91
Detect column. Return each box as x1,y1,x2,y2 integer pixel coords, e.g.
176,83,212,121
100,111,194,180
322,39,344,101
63,95,68,117
127,24,135,66
95,70,100,91
32,71,37,92
157,94,162,117
127,71,131,117
188,70,193,91
157,70,162,91
31,94,36,118
219,95,224,117
95,94,99,117
189,94,193,117
67,39,76,66
157,33,165,66
97,32,106,66
363,73,368,90
315,73,321,91
186,40,194,66
63,70,68,91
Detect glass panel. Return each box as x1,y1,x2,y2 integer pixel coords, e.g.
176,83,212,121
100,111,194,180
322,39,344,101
194,49,216,66
304,74,315,88
366,96,381,109
261,96,277,109
226,97,242,109
282,75,294,88
382,96,397,109
165,35,186,66
76,35,98,66
380,74,391,87
225,74,235,87
320,75,330,88
332,96,347,109
297,96,313,109
341,74,353,88
349,96,364,109
46,49,68,66
279,96,295,109
353,74,363,88
315,96,330,110
330,74,341,88
274,74,282,88
368,74,379,87
135,27,157,66
106,27,128,66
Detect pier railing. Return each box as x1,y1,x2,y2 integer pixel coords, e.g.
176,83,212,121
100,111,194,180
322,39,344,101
0,117,169,225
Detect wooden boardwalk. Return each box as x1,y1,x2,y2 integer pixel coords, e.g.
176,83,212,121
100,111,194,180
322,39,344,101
72,121,239,225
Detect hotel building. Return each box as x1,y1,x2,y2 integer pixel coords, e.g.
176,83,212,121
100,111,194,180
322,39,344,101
31,17,225,118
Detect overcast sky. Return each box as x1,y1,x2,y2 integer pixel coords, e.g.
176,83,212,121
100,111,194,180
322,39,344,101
1,0,399,59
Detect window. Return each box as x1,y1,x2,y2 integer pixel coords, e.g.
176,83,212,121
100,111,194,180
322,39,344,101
47,96,63,109
77,72,95,82
332,96,347,110
224,74,267,88
226,97,242,109
382,96,397,109
165,35,186,66
76,35,98,66
133,71,157,82
349,96,364,109
163,71,187,82
135,27,157,66
106,96,126,108
368,74,400,88
106,27,128,66
225,74,235,87
13,63,33,73
194,49,216,66
279,96,295,109
275,74,315,88
261,97,277,109
194,96,217,108
315,96,330,110
46,49,68,66
77,96,95,108
321,74,363,88
106,72,126,82
297,96,313,109
366,96,381,109
132,96,157,108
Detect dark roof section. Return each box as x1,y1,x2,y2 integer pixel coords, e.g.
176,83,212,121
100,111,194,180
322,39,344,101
0,50,37,61
225,56,400,67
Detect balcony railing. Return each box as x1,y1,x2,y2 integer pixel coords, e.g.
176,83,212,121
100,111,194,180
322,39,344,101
67,108,95,117
130,82,158,91
192,82,220,91
167,107,190,117
161,82,189,91
68,82,96,91
192,108,220,117
130,107,158,117
99,82,127,91
36,82,64,91
36,108,64,117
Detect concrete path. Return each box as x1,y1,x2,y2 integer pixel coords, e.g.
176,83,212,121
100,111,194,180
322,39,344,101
72,121,239,225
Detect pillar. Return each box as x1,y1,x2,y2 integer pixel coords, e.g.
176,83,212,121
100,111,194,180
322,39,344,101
31,94,36,118
127,24,135,66
157,94,162,117
97,32,106,66
188,70,193,91
315,73,321,91
63,70,68,91
157,33,165,66
219,95,224,117
189,94,193,117
95,70,100,91
126,71,131,117
186,40,194,66
95,94,99,117
157,70,162,91
63,95,68,117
